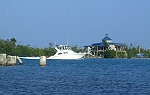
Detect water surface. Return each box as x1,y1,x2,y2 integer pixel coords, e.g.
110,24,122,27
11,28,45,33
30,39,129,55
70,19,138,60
0,58,150,95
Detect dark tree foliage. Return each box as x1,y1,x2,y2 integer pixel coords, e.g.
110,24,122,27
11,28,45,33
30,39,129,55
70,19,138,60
0,38,56,57
71,45,84,53
104,50,116,58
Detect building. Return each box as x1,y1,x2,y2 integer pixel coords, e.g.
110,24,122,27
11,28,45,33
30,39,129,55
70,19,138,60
84,34,126,58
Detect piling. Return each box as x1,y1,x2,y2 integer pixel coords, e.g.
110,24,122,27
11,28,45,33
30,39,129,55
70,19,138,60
0,54,7,66
7,55,16,66
40,56,46,66
17,56,23,65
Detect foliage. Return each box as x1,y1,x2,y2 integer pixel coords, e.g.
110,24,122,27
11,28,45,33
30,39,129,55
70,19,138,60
104,50,116,58
0,38,56,57
116,52,126,58
71,45,84,53
0,38,150,58
0,38,84,57
124,43,149,58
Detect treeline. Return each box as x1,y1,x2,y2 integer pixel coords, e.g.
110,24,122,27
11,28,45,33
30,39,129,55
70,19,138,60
0,38,55,56
104,43,150,58
125,43,150,58
0,38,150,58
0,38,83,57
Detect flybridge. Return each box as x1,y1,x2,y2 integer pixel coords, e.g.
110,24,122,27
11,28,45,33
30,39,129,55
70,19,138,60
56,45,71,50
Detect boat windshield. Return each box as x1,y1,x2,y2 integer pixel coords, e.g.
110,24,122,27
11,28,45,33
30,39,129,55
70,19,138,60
56,45,71,50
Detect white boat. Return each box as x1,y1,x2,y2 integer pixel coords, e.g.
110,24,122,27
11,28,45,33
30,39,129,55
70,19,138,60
47,45,86,59
20,45,86,60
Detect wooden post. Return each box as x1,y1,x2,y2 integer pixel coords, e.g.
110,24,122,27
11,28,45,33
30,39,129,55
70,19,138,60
7,55,16,66
40,56,46,66
0,54,7,66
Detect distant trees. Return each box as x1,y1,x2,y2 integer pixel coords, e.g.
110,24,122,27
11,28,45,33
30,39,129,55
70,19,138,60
0,38,85,57
71,45,84,53
15,45,56,57
0,38,56,57
124,43,149,58
0,38,150,58
102,43,149,58
0,39,16,55
104,50,116,58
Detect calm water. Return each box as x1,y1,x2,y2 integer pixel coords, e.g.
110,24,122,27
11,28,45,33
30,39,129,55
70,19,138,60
0,58,150,95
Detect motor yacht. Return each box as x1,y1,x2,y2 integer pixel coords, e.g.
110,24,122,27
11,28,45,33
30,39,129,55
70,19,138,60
47,45,86,59
20,45,86,60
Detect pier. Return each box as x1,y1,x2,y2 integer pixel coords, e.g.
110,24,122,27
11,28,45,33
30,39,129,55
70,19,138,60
0,54,23,66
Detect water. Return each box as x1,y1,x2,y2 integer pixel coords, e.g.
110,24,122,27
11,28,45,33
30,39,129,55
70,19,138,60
0,58,150,95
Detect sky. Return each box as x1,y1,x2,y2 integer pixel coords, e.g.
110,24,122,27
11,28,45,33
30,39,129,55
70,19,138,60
0,0,150,49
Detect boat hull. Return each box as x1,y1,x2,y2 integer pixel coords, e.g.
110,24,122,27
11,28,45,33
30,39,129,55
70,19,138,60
20,57,40,59
20,53,85,60
47,53,85,60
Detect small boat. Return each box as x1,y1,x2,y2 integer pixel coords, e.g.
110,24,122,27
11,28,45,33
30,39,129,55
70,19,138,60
20,45,86,60
20,57,40,59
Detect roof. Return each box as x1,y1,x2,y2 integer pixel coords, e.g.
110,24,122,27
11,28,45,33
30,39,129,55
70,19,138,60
84,42,123,47
83,34,123,47
102,36,112,41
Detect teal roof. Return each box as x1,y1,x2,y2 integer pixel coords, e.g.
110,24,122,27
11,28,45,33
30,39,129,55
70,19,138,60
102,34,112,41
84,42,123,47
84,34,123,47
102,36,112,41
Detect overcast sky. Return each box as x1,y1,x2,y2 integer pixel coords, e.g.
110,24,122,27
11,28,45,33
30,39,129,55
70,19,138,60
0,0,150,48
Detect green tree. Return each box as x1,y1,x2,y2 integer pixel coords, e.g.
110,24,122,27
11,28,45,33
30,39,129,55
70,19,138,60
10,38,17,48
104,50,116,58
71,45,84,53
